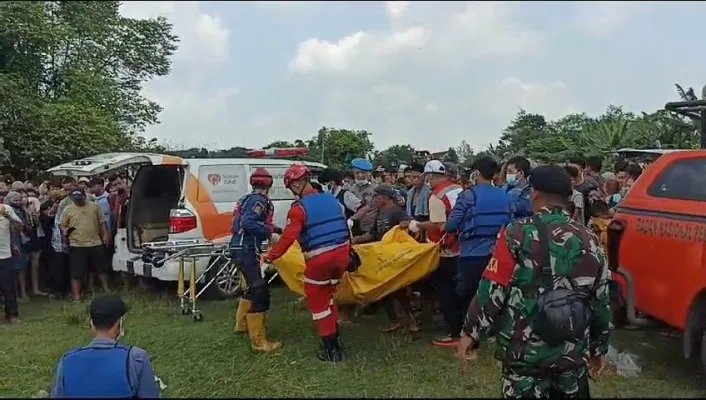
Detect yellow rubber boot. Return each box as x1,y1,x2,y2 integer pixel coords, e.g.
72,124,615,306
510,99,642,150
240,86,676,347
234,298,252,334
246,312,283,353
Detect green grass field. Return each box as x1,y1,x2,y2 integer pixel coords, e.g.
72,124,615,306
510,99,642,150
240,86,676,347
2,284,705,398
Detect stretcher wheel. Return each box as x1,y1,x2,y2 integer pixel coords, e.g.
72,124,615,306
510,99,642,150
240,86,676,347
193,312,204,322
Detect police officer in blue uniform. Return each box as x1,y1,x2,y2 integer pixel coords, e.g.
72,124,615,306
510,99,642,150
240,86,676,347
230,167,283,353
446,156,512,324
50,295,160,398
504,156,533,220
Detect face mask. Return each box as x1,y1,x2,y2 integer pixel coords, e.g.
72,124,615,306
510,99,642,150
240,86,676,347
506,173,518,186
355,179,369,186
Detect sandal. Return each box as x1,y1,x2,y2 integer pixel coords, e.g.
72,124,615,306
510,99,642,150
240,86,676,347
432,334,459,347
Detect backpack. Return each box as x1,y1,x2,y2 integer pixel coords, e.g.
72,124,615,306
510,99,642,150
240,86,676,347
531,217,593,347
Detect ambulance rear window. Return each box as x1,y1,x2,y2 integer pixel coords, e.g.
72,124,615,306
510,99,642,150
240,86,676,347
647,158,706,201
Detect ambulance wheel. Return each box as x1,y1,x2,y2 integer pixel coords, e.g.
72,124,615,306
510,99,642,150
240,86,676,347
202,258,242,300
193,312,204,322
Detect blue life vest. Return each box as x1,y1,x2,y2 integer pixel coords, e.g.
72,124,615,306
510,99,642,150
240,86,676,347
61,345,133,398
298,193,349,252
461,184,512,241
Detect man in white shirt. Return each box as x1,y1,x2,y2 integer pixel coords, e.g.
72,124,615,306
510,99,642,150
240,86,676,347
0,202,22,323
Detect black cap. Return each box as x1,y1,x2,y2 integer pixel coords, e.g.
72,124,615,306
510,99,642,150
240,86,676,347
528,165,573,197
373,185,398,198
90,295,128,327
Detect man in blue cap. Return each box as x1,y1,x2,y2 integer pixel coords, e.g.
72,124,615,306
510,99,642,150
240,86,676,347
347,158,377,235
50,294,160,398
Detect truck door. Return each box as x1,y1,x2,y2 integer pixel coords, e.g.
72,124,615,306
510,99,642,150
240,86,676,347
625,156,706,327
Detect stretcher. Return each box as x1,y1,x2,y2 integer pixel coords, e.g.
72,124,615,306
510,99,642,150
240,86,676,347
141,240,235,322
141,239,280,322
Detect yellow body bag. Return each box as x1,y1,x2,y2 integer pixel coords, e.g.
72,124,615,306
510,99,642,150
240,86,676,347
272,227,440,305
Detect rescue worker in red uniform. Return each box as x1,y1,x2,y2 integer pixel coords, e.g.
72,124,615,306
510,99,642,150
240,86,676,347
265,164,351,362
231,167,282,353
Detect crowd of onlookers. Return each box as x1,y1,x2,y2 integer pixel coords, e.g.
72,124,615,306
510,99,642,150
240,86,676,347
315,154,646,342
0,174,131,323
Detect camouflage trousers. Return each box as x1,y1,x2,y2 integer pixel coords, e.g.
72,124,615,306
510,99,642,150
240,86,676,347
501,366,590,399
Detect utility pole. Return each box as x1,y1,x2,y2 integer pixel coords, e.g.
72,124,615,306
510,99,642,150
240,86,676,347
664,85,706,149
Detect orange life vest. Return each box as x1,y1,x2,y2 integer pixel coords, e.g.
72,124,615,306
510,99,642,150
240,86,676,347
427,180,463,254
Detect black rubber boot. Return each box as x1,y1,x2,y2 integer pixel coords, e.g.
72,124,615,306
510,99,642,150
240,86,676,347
317,334,345,362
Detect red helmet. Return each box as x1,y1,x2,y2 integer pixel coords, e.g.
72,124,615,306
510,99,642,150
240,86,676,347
250,167,273,188
283,164,311,188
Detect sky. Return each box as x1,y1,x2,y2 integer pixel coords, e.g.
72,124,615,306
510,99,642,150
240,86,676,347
119,1,706,153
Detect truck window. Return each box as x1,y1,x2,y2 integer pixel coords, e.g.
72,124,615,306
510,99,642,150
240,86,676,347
647,158,706,201
198,164,249,203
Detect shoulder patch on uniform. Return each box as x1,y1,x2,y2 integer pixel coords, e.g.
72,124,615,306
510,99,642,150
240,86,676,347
253,203,264,215
482,229,515,287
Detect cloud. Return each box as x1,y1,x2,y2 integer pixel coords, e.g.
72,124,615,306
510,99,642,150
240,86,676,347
254,1,318,9
289,27,430,75
115,1,701,155
575,2,641,37
290,2,543,76
287,2,554,150
481,78,578,120
449,2,545,59
119,1,236,145
385,1,410,19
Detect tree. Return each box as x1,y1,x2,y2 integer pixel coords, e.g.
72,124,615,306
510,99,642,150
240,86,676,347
675,83,698,102
262,139,308,149
441,147,459,164
306,127,375,170
263,141,295,149
456,140,475,166
674,83,702,137
373,144,417,169
0,138,9,166
497,110,551,158
636,110,697,150
482,100,698,165
0,1,178,174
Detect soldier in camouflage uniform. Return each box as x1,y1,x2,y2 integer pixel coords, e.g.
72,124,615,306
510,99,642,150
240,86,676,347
457,165,612,399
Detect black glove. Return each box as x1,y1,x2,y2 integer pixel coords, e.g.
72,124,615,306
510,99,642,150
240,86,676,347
273,227,283,235
347,249,361,273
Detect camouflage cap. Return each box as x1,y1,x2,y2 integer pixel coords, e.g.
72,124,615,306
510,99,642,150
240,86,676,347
528,165,572,197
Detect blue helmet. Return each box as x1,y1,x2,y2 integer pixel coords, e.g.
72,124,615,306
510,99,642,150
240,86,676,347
350,158,373,172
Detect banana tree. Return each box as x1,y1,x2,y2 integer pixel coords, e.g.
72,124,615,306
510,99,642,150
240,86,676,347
673,83,703,141
560,118,644,154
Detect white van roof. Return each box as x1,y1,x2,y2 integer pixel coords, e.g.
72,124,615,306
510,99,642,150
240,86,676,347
47,152,326,176
184,158,327,169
